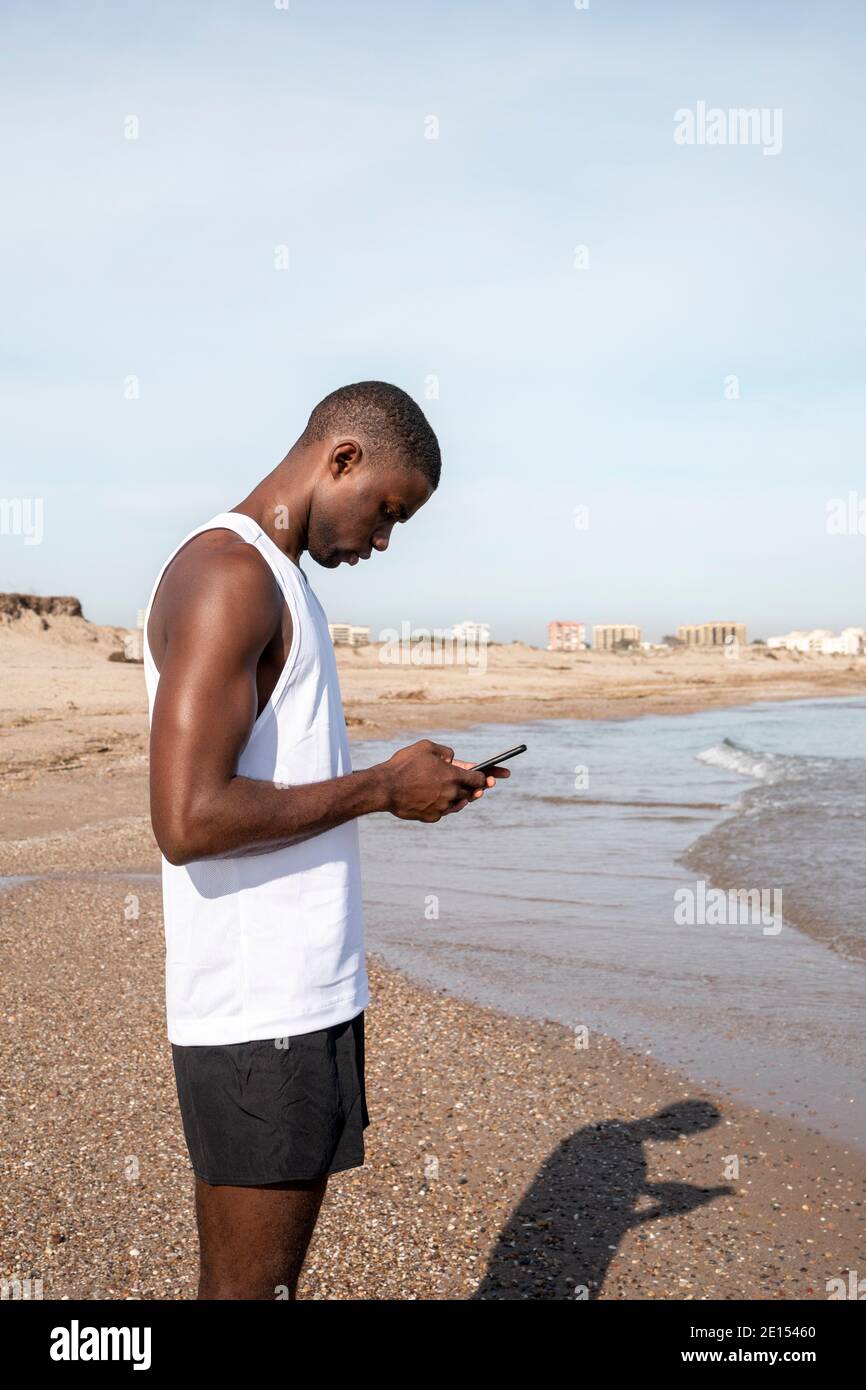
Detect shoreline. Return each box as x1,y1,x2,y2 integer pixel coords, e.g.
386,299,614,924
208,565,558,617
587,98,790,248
342,675,866,743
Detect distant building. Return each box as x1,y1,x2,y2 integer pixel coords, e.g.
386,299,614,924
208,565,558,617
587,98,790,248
122,608,145,661
449,620,490,645
548,620,586,652
768,627,866,655
123,630,143,661
593,623,641,651
677,621,747,648
328,622,370,647
839,627,866,654
767,629,809,652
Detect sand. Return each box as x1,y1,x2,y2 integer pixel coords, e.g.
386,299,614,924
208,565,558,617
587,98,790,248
1,604,865,1299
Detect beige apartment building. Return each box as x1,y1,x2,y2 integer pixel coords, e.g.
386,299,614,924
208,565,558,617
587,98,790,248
677,621,747,648
328,622,370,647
593,623,641,651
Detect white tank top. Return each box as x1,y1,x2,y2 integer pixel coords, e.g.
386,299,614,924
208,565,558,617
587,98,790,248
143,510,368,1046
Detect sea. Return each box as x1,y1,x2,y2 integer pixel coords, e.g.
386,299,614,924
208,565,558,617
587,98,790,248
354,697,866,1149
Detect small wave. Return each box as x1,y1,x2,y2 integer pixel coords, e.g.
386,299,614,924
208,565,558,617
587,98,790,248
696,738,806,784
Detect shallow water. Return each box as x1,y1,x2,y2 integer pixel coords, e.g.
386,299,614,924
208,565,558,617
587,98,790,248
354,698,866,1149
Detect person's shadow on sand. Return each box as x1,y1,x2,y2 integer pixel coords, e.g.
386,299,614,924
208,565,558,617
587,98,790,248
472,1099,734,1300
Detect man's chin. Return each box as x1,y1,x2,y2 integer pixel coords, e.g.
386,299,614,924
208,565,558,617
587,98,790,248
307,547,341,569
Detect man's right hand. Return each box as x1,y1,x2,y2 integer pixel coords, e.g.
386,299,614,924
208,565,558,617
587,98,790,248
381,739,488,822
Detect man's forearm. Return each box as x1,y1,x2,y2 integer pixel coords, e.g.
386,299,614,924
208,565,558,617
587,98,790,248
165,764,391,865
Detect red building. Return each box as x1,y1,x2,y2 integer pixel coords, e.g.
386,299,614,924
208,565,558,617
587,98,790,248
548,621,586,652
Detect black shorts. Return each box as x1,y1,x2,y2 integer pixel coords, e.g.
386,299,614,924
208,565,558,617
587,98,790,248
170,1011,369,1186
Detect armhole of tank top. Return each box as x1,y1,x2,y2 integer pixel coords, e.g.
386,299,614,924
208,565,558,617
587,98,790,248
243,539,303,744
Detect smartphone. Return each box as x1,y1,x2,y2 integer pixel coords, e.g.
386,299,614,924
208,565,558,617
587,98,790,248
469,743,527,773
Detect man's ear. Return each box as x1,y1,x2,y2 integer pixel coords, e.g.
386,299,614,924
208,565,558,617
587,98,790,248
330,438,362,477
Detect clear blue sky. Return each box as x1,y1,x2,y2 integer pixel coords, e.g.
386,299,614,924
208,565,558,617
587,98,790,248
2,0,864,642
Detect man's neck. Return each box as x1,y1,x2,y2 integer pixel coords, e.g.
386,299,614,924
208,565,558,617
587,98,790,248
232,451,310,565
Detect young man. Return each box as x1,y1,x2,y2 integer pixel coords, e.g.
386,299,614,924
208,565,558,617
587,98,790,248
144,381,507,1299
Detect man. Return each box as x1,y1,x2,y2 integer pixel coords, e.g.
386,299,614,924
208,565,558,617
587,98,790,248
144,381,508,1300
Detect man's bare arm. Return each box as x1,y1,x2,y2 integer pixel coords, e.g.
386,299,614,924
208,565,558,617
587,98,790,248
149,547,488,866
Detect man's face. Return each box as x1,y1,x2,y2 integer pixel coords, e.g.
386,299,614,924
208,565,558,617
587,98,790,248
308,456,433,569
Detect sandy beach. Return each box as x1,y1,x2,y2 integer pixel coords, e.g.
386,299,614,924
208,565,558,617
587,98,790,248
2,602,865,1299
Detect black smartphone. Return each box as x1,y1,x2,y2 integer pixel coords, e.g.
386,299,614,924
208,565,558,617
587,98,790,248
469,743,527,773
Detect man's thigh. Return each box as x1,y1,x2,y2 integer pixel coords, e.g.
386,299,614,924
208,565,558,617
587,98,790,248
194,1175,328,1300
172,1014,368,1186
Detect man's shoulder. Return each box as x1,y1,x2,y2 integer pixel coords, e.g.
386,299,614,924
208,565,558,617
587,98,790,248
167,527,279,597
155,527,283,648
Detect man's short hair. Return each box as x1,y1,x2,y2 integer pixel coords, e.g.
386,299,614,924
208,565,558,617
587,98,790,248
301,381,441,490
